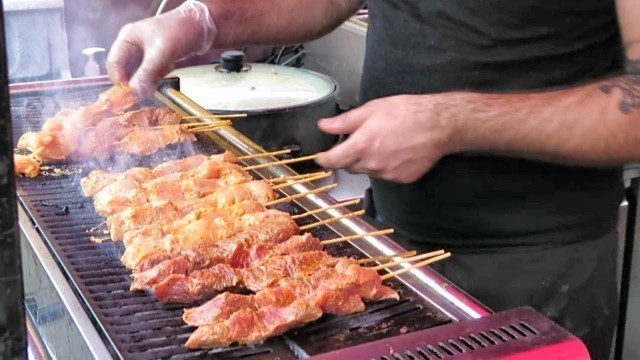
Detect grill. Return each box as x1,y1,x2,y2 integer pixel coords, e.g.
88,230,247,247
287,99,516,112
13,79,454,359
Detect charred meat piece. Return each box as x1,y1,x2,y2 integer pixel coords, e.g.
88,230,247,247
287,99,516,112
13,154,41,177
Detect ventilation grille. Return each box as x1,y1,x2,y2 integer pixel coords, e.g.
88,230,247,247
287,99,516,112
378,321,538,360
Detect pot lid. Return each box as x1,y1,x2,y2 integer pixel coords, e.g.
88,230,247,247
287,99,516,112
169,51,337,112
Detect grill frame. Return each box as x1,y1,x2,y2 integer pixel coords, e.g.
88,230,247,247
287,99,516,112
12,77,489,359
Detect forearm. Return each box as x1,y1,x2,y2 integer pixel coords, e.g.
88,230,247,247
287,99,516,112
447,75,640,166
203,0,364,47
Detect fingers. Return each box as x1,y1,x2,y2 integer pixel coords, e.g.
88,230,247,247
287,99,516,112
316,132,366,170
317,107,370,135
107,22,174,97
129,43,175,97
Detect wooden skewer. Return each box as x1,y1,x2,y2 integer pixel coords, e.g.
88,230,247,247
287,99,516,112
299,209,366,231
292,199,361,220
320,228,395,245
244,154,319,171
87,221,108,233
373,250,446,270
237,149,292,160
153,121,232,129
266,172,327,183
188,125,230,133
272,172,332,190
358,250,417,264
380,252,452,280
182,114,247,119
263,183,338,207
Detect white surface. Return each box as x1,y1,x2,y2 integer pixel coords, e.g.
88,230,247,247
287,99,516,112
170,63,335,111
5,6,71,80
4,0,63,11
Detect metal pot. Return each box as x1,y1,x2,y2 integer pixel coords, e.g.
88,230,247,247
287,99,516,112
170,51,340,155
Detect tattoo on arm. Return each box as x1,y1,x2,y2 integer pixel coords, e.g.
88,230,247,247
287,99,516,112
600,56,640,114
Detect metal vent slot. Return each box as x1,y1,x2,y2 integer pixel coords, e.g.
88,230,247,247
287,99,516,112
520,321,538,335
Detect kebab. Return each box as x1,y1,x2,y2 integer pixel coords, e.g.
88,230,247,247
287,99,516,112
80,151,240,197
145,245,426,304
131,219,375,286
106,170,332,241
16,85,224,163
182,259,402,348
91,162,255,217
84,150,311,218
182,252,452,349
17,86,138,162
120,197,352,273
129,200,367,290
80,149,291,197
121,208,301,271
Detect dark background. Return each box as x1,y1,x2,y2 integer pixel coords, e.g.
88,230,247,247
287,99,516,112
0,0,27,358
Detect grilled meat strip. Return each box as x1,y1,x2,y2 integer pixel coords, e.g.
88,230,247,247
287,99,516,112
130,233,324,292
183,260,399,348
121,209,298,271
80,151,238,196
17,86,138,163
91,162,254,217
142,241,329,303
114,125,196,156
108,180,275,241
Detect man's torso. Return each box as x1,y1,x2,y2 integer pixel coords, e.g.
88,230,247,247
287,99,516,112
361,0,625,246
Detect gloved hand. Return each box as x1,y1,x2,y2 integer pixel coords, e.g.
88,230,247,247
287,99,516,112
107,0,217,97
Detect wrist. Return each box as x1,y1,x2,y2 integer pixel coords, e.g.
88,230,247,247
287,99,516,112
170,0,218,59
428,92,475,155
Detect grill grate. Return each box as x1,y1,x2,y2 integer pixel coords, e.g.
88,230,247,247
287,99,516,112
13,82,452,359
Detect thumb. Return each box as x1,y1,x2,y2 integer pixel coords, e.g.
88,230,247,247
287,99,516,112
318,109,368,135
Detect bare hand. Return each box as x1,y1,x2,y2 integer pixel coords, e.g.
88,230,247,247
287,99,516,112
316,95,458,183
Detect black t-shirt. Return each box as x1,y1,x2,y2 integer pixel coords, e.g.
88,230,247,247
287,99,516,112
361,0,625,246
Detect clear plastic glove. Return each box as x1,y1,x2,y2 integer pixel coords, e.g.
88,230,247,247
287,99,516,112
107,0,217,97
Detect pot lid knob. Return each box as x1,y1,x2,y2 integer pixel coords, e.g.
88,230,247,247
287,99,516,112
220,50,246,72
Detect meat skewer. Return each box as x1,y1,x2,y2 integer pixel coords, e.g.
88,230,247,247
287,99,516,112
121,204,362,271
183,253,453,349
15,85,216,163
114,125,196,156
17,86,139,162
182,259,400,348
131,229,397,301
91,163,256,217
121,209,300,271
80,151,240,197
105,180,274,240
140,248,440,304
